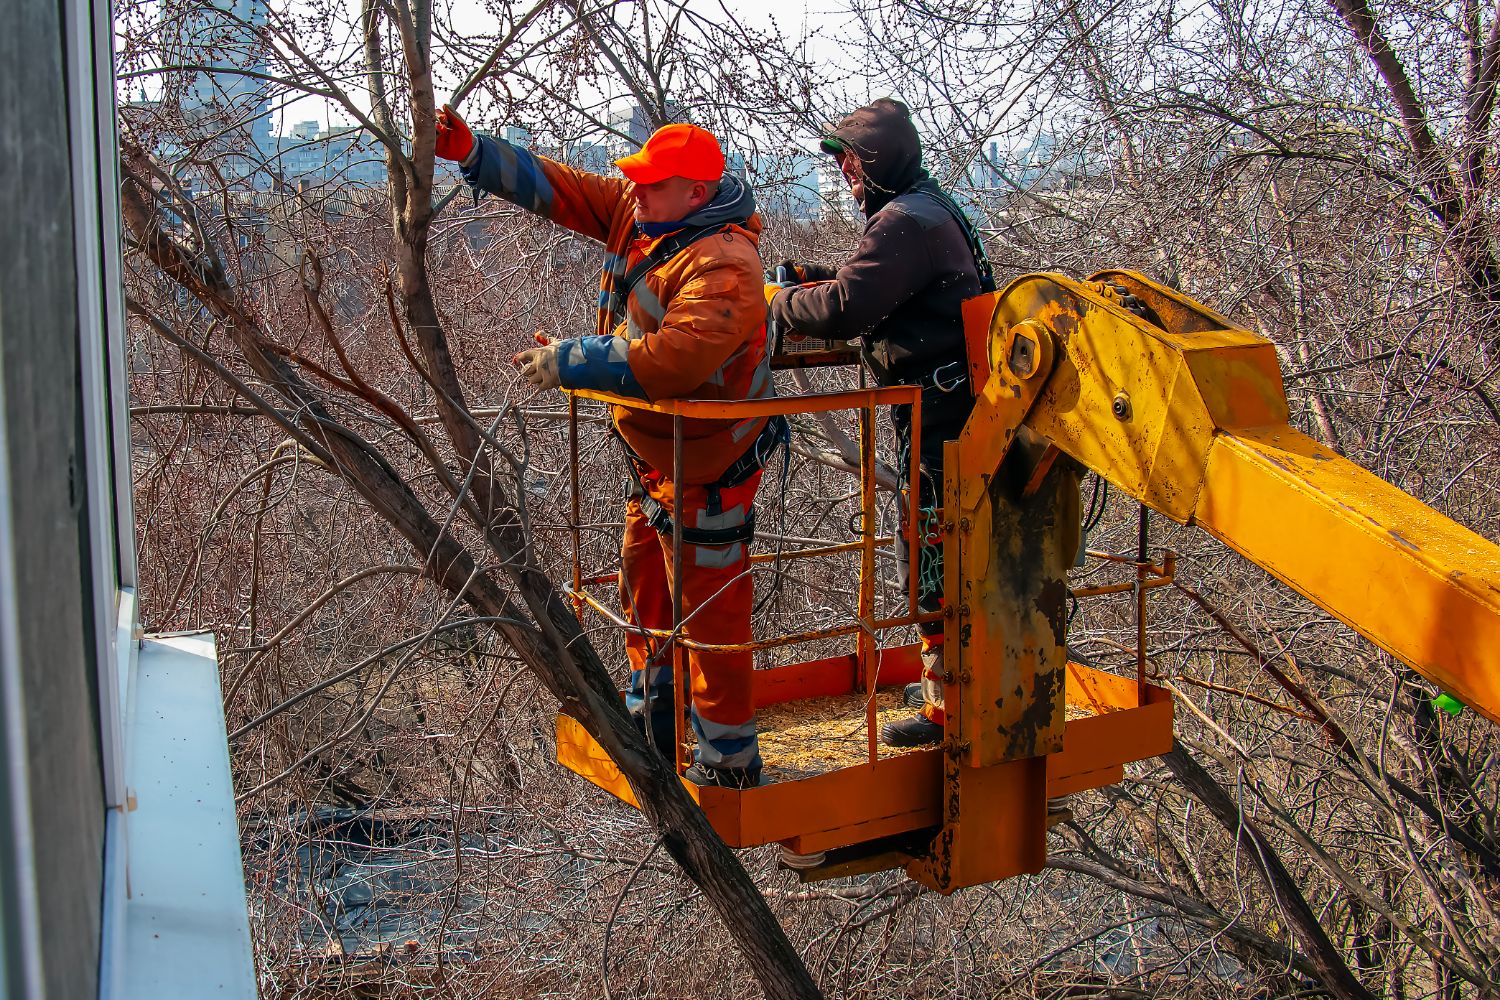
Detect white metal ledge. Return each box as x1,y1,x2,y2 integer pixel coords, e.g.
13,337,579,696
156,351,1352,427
115,631,256,999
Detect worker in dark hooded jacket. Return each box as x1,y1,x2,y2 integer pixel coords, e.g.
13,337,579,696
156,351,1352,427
770,97,995,748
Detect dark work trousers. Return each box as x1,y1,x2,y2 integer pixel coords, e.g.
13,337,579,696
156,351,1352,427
890,379,976,640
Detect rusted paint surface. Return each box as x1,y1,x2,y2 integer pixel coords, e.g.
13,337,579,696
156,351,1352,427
1089,269,1235,334
1003,658,1065,761
1036,576,1069,643
952,427,1080,768
907,754,1047,892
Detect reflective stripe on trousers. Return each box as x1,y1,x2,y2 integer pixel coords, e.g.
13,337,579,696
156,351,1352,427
619,469,763,770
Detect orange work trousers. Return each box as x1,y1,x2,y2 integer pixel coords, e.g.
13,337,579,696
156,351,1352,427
620,468,762,771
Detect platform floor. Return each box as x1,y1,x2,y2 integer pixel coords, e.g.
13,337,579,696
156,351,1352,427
757,687,916,780
756,685,1108,781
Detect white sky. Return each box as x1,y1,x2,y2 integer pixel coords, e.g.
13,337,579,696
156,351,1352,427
269,0,857,137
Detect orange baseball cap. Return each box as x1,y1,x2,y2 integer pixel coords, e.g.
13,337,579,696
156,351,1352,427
614,123,726,184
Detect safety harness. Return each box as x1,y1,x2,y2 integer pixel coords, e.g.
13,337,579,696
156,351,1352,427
919,184,997,295
610,223,790,547
606,223,723,325
625,413,790,546
876,183,998,396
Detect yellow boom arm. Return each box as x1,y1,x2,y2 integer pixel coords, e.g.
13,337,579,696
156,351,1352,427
963,270,1500,727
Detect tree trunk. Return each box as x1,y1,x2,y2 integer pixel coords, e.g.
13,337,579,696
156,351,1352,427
1162,742,1375,1000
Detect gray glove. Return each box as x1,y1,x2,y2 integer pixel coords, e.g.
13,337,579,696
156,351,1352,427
512,341,561,391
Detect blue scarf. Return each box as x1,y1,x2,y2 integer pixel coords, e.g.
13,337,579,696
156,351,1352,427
637,218,689,238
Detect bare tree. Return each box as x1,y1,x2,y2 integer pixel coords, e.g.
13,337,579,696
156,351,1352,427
116,0,849,995
119,0,1500,996
829,0,1500,995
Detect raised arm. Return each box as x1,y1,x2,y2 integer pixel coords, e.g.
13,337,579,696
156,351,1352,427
437,105,630,244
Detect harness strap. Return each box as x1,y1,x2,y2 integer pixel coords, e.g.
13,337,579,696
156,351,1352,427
716,414,790,488
879,357,974,399
607,224,725,325
638,490,758,546
622,414,789,546
917,185,997,294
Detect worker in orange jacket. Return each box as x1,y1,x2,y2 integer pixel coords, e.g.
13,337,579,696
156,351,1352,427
436,109,778,788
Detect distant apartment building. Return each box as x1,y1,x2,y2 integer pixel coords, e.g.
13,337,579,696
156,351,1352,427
972,142,1004,190
561,140,613,175
816,158,860,222
159,0,273,150
274,120,387,187
994,132,1099,192
150,0,429,192
743,151,821,221
606,101,683,154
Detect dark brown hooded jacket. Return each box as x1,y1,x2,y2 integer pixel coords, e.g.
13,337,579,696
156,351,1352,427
770,98,987,384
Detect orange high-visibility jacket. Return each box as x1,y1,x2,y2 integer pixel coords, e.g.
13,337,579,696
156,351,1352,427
462,136,772,484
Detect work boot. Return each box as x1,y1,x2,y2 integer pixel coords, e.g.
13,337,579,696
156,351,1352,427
684,761,764,789
880,714,943,747
631,710,678,760
902,682,924,710
1047,795,1074,827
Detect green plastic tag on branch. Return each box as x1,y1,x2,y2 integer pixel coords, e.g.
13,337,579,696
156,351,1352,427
1432,693,1466,717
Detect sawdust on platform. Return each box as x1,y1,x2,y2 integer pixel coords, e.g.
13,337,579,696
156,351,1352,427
756,688,914,781
755,688,1102,781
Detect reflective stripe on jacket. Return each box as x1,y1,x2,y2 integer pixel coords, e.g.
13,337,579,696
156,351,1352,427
463,136,771,484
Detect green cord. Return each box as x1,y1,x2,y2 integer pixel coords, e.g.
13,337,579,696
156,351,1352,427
898,439,945,602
